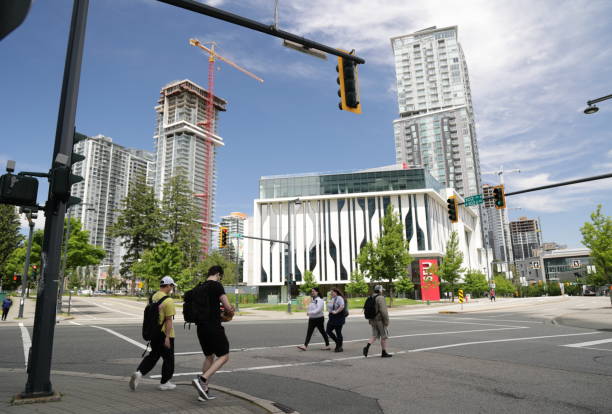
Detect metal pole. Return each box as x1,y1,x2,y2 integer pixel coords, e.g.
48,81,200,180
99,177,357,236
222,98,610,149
287,202,292,314
235,237,240,313
18,220,35,319
23,0,89,398
57,208,72,313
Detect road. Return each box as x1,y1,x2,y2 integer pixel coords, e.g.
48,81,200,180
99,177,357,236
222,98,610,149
1,296,611,413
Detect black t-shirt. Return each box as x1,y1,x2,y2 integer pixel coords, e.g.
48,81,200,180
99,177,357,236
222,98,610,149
201,280,225,324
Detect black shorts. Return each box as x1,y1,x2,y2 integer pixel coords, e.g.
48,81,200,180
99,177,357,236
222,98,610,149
196,322,229,357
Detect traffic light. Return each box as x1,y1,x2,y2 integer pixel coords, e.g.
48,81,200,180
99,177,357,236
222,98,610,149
49,131,86,207
0,171,38,207
336,50,361,114
219,227,229,248
447,196,459,223
0,0,32,41
492,185,506,209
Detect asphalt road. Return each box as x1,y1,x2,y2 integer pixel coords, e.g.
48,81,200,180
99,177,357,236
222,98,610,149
1,297,611,414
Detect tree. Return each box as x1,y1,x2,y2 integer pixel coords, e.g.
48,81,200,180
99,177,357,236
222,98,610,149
175,252,237,292
132,242,184,291
437,231,464,301
345,270,369,297
357,205,412,307
105,265,121,292
493,275,515,296
463,269,489,297
580,205,611,286
65,218,106,272
0,205,22,278
109,178,163,292
299,270,318,295
395,276,414,297
160,171,201,267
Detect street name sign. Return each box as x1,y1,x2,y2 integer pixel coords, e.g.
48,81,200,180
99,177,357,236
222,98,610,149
464,194,484,206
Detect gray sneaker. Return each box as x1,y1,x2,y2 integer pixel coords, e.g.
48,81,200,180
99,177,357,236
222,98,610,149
192,376,211,400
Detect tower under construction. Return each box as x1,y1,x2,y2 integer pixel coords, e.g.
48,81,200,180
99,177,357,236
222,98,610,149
153,79,227,255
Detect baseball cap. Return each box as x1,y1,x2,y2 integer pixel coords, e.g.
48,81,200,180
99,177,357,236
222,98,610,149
160,276,177,287
374,284,385,292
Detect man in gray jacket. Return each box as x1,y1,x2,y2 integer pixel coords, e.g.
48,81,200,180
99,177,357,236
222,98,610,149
363,285,392,358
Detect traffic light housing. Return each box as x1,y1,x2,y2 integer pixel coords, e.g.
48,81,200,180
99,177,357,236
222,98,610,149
492,185,506,209
0,173,38,207
49,131,86,207
447,196,459,223
336,50,361,114
219,227,229,248
0,0,32,41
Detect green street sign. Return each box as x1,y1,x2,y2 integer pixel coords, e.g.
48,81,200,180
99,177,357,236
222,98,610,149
230,233,242,238
464,194,484,206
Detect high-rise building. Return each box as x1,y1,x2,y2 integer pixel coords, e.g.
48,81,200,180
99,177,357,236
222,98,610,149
390,26,482,198
71,135,155,271
153,79,227,254
510,217,543,261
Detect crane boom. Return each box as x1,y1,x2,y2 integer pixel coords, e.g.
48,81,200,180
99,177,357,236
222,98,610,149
189,38,264,83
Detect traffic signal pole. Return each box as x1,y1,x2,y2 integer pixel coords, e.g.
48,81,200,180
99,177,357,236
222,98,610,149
22,0,89,399
18,214,35,319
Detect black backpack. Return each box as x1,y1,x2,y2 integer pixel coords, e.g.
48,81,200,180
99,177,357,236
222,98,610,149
183,282,210,325
363,294,379,320
142,295,170,341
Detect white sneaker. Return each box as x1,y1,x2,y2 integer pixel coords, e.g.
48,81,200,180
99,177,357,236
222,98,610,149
158,381,176,391
129,371,142,391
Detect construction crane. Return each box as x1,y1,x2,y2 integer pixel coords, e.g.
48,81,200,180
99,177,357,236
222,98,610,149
189,38,263,257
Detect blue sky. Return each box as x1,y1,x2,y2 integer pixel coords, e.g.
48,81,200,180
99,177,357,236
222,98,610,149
1,0,611,248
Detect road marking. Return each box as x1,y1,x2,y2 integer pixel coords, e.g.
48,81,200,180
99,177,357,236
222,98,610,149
394,332,602,354
82,300,140,317
18,322,31,367
563,338,612,348
391,317,525,328
158,326,531,378
90,325,147,350
433,316,543,324
69,321,82,326
574,347,612,353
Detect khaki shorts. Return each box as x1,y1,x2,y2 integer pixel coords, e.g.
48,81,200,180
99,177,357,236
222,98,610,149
370,320,388,339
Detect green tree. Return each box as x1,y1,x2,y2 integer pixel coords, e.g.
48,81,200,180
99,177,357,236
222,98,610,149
65,218,106,272
132,242,184,292
357,205,412,306
0,205,22,278
299,270,318,295
160,171,201,267
105,265,121,292
109,178,163,292
463,269,489,297
438,231,464,301
493,275,515,296
395,276,414,297
580,205,612,286
176,252,237,292
345,270,369,297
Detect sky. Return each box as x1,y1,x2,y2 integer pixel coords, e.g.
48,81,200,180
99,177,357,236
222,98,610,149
1,0,611,249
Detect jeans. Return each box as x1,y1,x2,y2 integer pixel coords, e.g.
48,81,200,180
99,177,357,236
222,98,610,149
137,334,174,384
326,322,343,349
304,317,329,347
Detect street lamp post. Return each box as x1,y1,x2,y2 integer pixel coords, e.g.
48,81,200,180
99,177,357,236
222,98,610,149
584,93,612,114
18,209,37,319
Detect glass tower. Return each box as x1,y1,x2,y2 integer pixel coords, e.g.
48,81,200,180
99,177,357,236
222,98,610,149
391,26,482,198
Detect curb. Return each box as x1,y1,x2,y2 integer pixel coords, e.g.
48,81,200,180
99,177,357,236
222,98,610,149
0,368,300,413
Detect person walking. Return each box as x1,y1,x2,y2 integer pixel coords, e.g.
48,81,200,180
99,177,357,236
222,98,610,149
490,288,496,302
192,265,234,401
326,288,346,352
363,285,392,358
129,276,177,391
298,287,330,351
2,296,13,321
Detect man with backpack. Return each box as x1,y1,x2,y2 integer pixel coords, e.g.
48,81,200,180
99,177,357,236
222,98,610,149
129,276,177,391
363,285,392,358
186,265,234,401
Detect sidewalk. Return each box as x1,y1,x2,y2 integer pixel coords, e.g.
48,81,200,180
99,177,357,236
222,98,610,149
0,368,295,413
